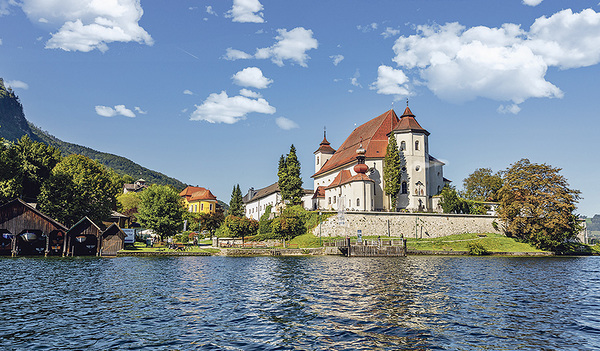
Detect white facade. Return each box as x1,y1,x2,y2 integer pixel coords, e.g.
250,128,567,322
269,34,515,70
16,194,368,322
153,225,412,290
243,183,315,220
244,191,280,220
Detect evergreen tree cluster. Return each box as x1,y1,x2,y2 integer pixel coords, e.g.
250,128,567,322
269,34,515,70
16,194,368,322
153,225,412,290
278,145,304,205
383,134,402,211
229,184,244,217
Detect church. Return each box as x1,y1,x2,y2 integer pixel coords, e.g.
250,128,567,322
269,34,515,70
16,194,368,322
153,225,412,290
312,106,449,212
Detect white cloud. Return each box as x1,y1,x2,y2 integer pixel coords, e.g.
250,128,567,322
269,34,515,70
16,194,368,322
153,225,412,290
190,91,275,124
275,116,299,130
232,67,272,89
134,106,147,114
226,0,264,23
227,27,318,67
183,89,194,95
523,0,543,6
95,104,136,118
497,103,521,114
206,5,217,16
330,54,344,66
5,80,29,90
15,0,153,52
254,27,318,66
357,23,378,33
350,69,362,88
389,8,600,110
224,47,252,60
381,27,400,39
239,88,262,98
370,65,410,97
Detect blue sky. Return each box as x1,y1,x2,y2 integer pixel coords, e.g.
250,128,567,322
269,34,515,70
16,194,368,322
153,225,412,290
1,0,599,216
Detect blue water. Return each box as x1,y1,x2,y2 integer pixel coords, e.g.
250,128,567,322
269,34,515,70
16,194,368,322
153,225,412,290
0,255,599,350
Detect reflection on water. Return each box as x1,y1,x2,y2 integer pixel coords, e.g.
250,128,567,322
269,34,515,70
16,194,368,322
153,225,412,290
0,256,599,350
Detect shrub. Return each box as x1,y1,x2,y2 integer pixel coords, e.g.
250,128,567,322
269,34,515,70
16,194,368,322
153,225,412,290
467,242,489,255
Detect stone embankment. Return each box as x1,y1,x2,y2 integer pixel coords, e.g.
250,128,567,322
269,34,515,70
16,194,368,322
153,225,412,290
314,211,501,238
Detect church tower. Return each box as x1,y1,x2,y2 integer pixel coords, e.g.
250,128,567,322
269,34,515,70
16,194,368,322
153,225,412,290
314,129,336,189
391,106,431,211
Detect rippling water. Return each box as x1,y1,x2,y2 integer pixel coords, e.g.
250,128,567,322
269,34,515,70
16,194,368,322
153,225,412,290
1,255,599,350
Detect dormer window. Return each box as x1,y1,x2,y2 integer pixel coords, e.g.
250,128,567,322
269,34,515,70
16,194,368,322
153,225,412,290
415,140,420,151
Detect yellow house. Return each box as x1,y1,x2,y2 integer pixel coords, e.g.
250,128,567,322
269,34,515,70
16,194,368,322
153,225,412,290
179,186,218,214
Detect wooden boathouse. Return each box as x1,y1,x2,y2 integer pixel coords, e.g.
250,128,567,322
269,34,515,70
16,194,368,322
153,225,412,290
0,199,68,256
101,224,126,256
65,217,102,256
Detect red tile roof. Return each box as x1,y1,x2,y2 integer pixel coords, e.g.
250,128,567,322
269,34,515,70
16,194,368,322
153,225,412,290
180,186,205,197
312,186,326,198
392,107,429,135
313,109,400,178
314,132,336,154
189,189,217,202
325,170,373,190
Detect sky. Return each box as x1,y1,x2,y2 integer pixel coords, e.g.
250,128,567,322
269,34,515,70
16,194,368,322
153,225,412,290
0,0,599,216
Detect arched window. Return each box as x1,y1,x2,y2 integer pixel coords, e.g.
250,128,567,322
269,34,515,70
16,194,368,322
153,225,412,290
400,141,406,151
401,182,408,194
357,198,360,207
317,156,320,165
415,140,420,151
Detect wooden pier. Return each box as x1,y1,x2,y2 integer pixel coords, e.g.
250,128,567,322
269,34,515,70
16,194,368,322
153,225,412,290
328,238,407,257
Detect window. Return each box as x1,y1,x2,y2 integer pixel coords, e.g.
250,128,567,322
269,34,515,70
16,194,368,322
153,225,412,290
317,156,320,165
333,196,336,204
401,182,408,194
201,204,204,211
400,141,406,151
210,204,214,211
415,140,419,151
328,197,331,204
357,198,360,207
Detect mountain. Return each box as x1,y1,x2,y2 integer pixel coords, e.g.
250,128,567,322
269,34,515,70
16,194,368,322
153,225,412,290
0,79,38,142
0,78,187,190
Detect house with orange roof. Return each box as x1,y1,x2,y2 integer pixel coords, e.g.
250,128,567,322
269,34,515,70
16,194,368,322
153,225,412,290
312,106,449,212
179,186,218,214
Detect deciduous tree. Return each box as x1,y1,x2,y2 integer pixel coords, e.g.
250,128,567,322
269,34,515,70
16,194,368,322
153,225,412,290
137,184,185,241
497,159,581,251
38,154,119,226
199,209,225,239
462,167,503,201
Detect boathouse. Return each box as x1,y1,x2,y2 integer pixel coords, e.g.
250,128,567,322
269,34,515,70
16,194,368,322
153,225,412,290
65,217,103,256
101,223,126,256
0,198,68,256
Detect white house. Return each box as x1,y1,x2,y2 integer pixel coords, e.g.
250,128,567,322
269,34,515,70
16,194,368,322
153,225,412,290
243,183,314,220
312,106,449,212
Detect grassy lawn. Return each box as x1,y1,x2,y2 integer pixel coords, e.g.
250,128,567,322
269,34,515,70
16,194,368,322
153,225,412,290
405,233,545,252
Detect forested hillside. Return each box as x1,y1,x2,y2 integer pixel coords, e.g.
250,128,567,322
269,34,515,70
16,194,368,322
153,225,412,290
0,78,187,190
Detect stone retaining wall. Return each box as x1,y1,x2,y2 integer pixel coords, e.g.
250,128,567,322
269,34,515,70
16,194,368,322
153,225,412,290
220,248,325,256
313,211,502,238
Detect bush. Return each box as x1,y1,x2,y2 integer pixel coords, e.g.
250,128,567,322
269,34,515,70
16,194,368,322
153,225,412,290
467,242,489,255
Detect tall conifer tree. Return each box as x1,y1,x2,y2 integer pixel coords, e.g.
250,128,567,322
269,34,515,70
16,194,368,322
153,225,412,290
285,144,303,205
277,154,288,201
383,134,402,211
229,184,244,217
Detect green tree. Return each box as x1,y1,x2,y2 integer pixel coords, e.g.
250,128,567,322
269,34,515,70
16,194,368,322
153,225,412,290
497,159,581,251
277,154,287,202
38,154,119,226
271,206,305,242
285,145,304,205
224,215,258,244
440,185,485,215
383,134,401,210
137,184,185,241
462,167,503,201
259,204,273,235
117,191,141,221
199,209,225,239
229,184,244,217
0,138,21,203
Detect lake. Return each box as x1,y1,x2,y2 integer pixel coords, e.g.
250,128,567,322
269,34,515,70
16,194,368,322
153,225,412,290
0,255,599,350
